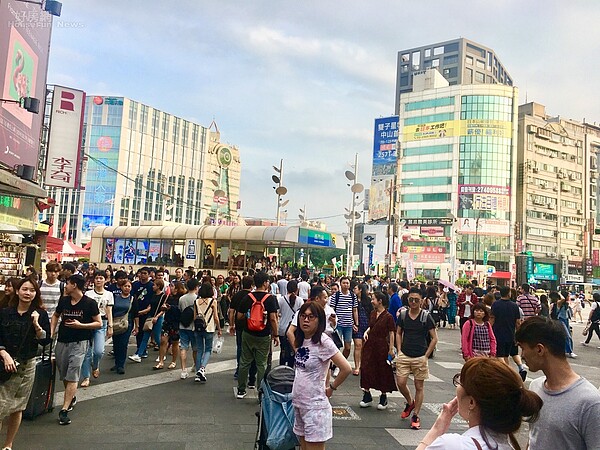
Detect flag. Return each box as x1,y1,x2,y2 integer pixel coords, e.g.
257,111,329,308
60,222,67,240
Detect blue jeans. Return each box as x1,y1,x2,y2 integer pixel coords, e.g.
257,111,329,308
195,330,215,369
559,318,573,354
337,325,353,344
81,319,107,379
136,316,164,357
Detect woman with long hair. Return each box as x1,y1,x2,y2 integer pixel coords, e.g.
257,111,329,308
0,277,20,309
110,279,138,374
129,279,167,363
417,357,542,450
154,281,186,370
292,302,351,450
446,288,458,330
0,278,51,450
549,291,576,358
192,282,222,383
351,282,372,376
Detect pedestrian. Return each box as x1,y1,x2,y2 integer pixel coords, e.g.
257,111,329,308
416,357,542,450
128,279,167,363
51,274,102,425
352,282,372,376
437,285,449,328
193,282,222,383
395,287,438,430
228,276,257,384
178,278,199,379
538,294,549,318
80,270,114,387
277,279,302,367
329,276,358,376
446,288,457,329
39,261,63,317
387,282,402,319
235,271,279,399
582,292,600,347
0,278,51,449
359,291,396,410
110,279,138,374
456,284,476,332
154,281,185,370
0,277,19,309
516,284,541,319
490,285,527,381
549,291,576,358
292,302,351,449
461,303,496,360
516,317,600,449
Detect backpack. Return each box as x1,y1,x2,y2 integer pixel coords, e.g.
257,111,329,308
399,309,434,359
194,299,214,332
591,302,600,323
247,292,270,332
180,305,195,327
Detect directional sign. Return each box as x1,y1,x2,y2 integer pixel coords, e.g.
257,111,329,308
363,234,377,245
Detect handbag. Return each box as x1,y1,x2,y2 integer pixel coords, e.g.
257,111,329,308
330,329,344,349
143,294,167,333
582,324,590,336
113,296,133,335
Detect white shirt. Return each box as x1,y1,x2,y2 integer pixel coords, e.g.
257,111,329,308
85,289,114,317
428,426,512,450
463,294,472,318
298,281,311,300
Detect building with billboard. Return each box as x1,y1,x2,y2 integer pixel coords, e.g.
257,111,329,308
395,69,518,282
42,95,242,244
516,102,600,287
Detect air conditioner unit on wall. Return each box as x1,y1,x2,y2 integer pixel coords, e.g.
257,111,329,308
547,252,557,257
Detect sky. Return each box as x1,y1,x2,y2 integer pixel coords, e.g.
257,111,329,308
47,1,600,234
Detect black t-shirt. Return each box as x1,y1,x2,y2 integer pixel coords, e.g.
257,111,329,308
236,291,279,337
491,299,521,343
231,289,251,331
55,295,100,343
147,292,167,318
397,309,436,357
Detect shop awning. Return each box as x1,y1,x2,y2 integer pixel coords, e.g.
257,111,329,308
488,271,512,279
46,238,90,256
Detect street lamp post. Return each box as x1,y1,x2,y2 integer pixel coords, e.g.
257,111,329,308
272,159,287,226
344,153,363,276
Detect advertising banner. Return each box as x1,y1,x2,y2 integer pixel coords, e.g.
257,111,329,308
368,179,391,221
372,116,399,177
458,184,510,212
533,262,557,281
403,120,456,141
0,2,52,168
458,218,510,236
45,86,86,188
403,119,512,142
593,249,599,267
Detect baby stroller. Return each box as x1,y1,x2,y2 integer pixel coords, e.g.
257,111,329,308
255,365,298,450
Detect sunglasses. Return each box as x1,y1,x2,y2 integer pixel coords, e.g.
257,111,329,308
408,297,421,303
453,373,462,387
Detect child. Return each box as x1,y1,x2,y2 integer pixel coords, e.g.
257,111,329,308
461,303,496,360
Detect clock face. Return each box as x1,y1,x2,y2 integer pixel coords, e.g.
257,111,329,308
218,147,232,167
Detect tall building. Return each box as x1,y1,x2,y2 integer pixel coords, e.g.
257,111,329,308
395,69,518,282
44,95,242,244
516,102,600,287
395,38,513,113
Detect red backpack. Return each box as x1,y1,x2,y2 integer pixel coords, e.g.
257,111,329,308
247,292,270,332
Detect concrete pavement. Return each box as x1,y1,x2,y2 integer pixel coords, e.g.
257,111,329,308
11,320,600,449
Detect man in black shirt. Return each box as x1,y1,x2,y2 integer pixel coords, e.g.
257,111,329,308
51,274,101,426
395,287,437,431
228,275,256,383
234,272,279,399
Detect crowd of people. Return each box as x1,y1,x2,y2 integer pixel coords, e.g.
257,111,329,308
1,262,600,449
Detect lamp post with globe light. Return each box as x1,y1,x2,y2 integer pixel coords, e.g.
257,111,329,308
344,153,363,276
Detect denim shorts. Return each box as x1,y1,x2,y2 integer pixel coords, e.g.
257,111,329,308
336,326,353,344
178,329,196,351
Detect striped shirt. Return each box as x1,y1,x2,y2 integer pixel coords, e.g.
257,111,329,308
329,291,357,327
517,294,540,318
40,280,62,317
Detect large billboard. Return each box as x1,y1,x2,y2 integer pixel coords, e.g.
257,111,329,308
403,119,512,142
44,86,86,188
0,2,52,169
458,184,510,212
368,179,391,221
372,116,398,176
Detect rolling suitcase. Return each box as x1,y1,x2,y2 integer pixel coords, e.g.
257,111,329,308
23,345,56,420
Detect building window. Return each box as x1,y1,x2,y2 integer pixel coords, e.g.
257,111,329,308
444,42,459,52
403,112,454,126
403,144,453,157
412,51,421,70
424,48,431,58
466,56,473,65
443,67,458,78
405,96,454,111
444,55,458,65
402,160,453,172
402,193,451,202
432,58,440,68
433,46,444,56
401,53,410,62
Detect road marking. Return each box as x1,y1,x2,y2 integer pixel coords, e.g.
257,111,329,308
434,361,463,370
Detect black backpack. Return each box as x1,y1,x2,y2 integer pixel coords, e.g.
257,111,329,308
180,305,195,327
591,302,600,323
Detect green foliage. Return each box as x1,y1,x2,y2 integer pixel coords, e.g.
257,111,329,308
276,247,345,270
415,274,427,282
455,277,470,287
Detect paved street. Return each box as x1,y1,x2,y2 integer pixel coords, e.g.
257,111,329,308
12,321,600,449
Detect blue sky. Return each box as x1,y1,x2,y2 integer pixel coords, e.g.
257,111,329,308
47,1,600,233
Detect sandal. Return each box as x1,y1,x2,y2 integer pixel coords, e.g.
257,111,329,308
352,369,360,376
80,378,90,387
92,368,100,378
153,364,164,370
168,362,177,370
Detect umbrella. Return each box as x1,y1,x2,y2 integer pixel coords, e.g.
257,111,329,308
437,279,459,291
61,241,90,256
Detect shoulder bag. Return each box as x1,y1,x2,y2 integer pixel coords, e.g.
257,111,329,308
113,296,133,335
143,294,167,332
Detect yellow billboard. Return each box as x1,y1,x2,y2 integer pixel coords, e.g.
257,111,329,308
403,119,512,142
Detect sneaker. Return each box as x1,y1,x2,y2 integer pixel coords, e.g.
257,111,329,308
194,376,202,382
141,353,149,359
519,369,527,382
332,367,340,377
401,401,415,419
567,352,577,358
236,389,247,399
377,394,388,410
248,383,256,389
359,390,373,408
67,396,77,412
117,367,125,375
180,370,189,379
410,414,421,430
128,354,142,363
196,368,207,383
58,409,71,426
581,342,589,346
